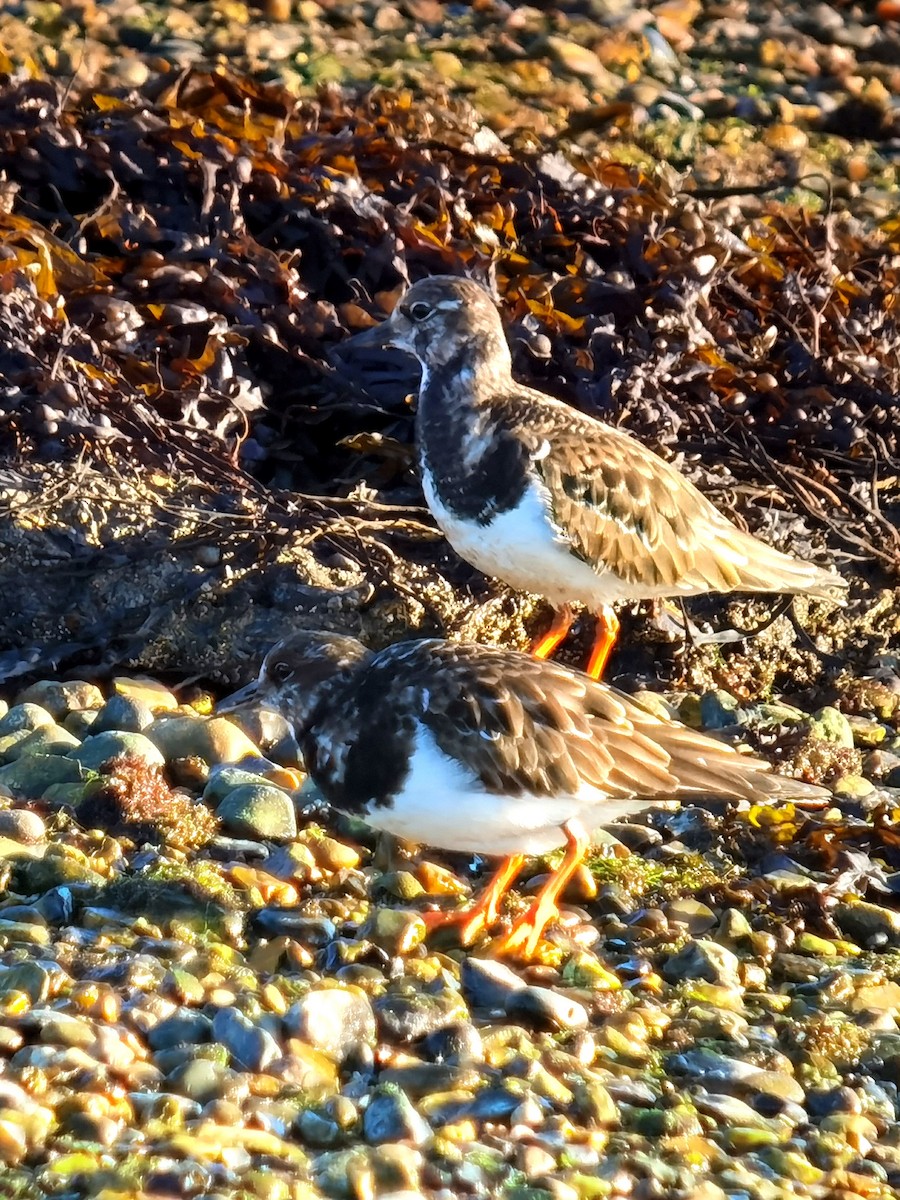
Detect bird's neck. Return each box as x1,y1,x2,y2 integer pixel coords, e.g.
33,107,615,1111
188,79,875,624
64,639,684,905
287,656,370,737
416,342,512,429
415,343,529,522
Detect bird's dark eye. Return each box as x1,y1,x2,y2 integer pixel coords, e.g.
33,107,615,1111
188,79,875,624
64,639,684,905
405,301,433,322
271,661,292,684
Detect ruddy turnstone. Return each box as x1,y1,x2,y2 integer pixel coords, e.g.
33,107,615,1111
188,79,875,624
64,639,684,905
219,632,827,958
345,277,846,679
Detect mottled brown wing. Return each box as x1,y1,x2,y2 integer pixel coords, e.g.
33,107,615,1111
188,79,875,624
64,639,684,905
415,641,671,798
413,641,825,804
506,394,744,592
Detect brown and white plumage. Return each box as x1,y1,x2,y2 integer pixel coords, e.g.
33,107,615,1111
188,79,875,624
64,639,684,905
346,277,846,677
219,632,827,955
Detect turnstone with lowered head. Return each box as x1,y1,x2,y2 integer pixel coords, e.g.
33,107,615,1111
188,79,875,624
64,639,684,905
345,277,846,679
219,632,828,959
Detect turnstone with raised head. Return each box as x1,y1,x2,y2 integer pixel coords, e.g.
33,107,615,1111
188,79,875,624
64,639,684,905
219,632,827,958
346,277,846,679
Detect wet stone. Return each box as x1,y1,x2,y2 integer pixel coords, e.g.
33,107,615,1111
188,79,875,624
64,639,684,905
296,1108,342,1147
364,1084,432,1146
211,1006,281,1072
664,898,717,934
222,706,295,753
605,1078,659,1106
380,1063,477,1100
216,784,297,840
285,987,377,1063
0,705,55,736
833,774,875,800
16,681,104,720
848,716,888,747
167,1058,237,1105
112,677,178,712
92,694,155,734
0,753,87,796
34,1010,95,1048
253,911,335,942
807,1086,863,1118
5,725,81,760
694,1093,775,1128
165,967,205,1005
834,900,900,947
460,957,525,1010
153,1042,229,1075
148,1011,213,1051
0,809,46,843
278,1042,338,1094
148,716,259,765
311,836,361,871
373,992,468,1044
810,706,855,747
0,961,50,1003
203,766,273,806
717,908,753,944
505,986,589,1032
63,710,98,738
262,841,317,882
700,689,741,729
69,731,165,772
0,730,31,762
422,1022,484,1066
663,939,741,986
366,909,425,956
669,1049,804,1104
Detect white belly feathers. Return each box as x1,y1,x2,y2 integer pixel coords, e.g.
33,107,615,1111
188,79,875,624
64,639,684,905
422,469,623,608
365,724,652,857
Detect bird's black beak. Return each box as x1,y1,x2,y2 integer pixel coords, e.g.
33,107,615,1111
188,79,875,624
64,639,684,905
339,319,398,355
217,680,260,714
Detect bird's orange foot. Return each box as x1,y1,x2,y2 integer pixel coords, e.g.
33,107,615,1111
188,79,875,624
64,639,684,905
490,821,590,960
489,895,561,960
420,853,525,947
420,905,492,947
531,605,574,661
585,606,620,680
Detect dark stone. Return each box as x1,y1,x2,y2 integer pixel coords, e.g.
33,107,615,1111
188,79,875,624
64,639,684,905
362,1084,431,1146
211,1006,281,1072
421,1021,484,1066
460,957,525,1011
148,1011,213,1052
504,985,589,1032
373,991,467,1044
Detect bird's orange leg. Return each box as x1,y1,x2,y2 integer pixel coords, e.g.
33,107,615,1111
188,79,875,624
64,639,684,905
531,605,574,661
585,605,620,680
490,822,590,960
421,854,526,945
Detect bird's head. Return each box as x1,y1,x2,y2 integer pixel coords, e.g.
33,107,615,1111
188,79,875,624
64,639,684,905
217,631,371,733
343,276,511,374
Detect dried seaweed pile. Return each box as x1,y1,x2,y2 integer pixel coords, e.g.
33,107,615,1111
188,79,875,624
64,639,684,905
0,69,898,578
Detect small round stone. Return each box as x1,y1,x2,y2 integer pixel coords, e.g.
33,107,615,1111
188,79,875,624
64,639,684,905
363,1085,432,1146
0,705,55,736
147,716,259,766
92,695,155,734
663,939,741,986
68,731,165,772
0,809,45,843
216,784,297,840
15,681,104,721
212,1006,281,1072
285,988,376,1063
504,986,589,1032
